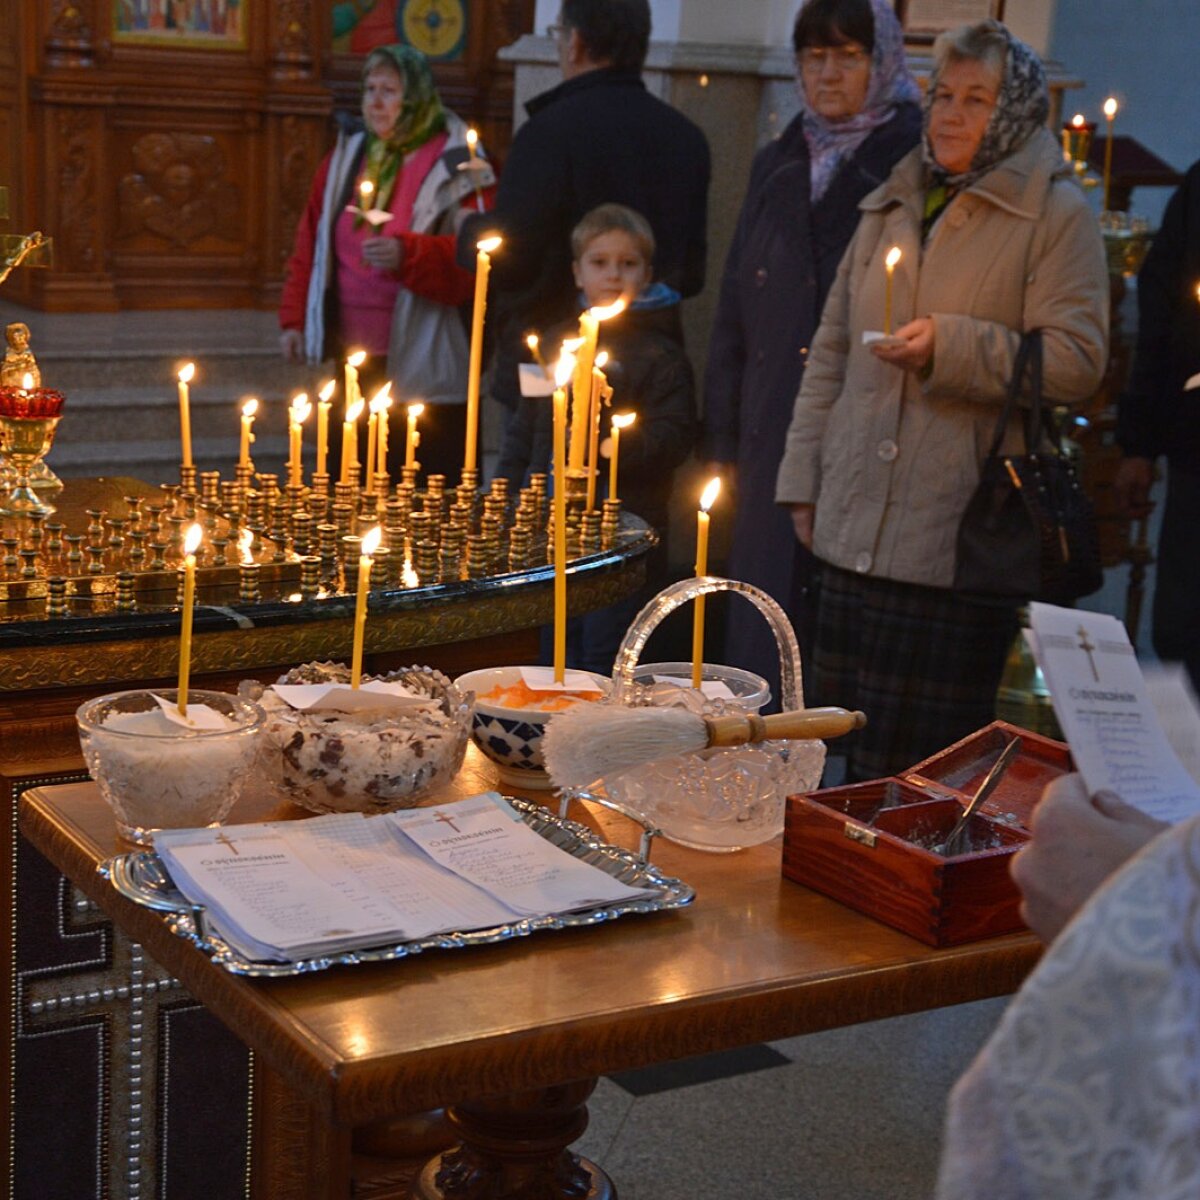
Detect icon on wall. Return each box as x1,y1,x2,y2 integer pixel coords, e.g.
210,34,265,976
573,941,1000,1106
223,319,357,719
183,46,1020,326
113,0,248,48
331,0,467,60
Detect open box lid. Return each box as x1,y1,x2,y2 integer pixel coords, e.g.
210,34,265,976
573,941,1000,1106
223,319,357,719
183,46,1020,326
899,720,1073,832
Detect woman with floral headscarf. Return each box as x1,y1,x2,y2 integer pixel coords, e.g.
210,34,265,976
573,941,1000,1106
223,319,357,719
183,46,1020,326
280,44,496,479
775,20,1108,779
702,0,921,705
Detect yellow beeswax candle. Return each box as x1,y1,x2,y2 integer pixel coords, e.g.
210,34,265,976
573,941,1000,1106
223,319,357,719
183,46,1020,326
884,246,902,335
1102,97,1118,212
177,363,195,469
238,398,258,470
288,393,310,488
586,351,609,511
465,236,501,473
405,402,424,470
341,398,364,486
570,299,625,470
316,379,335,477
691,477,721,689
176,522,203,716
351,525,382,688
609,412,635,502
376,392,392,477
552,350,576,682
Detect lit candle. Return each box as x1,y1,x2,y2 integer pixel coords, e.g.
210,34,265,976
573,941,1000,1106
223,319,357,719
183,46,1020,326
691,477,721,689
884,246,902,335
176,522,203,717
20,372,31,395
344,349,365,419
586,351,609,511
365,387,384,489
609,412,636,502
177,362,195,469
570,299,625,470
350,525,382,689
1102,97,1118,212
340,398,364,486
465,236,502,473
376,389,392,477
466,127,485,212
405,402,424,470
359,179,374,211
525,332,548,374
288,393,311,488
316,378,335,476
552,350,576,683
238,398,258,469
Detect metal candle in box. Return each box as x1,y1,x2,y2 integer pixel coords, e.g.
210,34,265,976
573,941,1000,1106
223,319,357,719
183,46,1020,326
782,721,1072,947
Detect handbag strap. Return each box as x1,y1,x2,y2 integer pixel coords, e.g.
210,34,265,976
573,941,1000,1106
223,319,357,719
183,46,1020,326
986,329,1045,459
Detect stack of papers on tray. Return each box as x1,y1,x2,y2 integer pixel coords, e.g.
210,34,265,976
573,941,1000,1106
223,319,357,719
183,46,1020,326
152,792,658,963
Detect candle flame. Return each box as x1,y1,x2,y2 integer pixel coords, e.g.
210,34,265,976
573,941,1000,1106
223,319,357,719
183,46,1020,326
183,523,203,556
612,411,637,430
347,350,367,368
369,384,391,414
554,350,577,389
885,246,902,270
1072,113,1086,128
1103,97,1118,119
401,558,420,588
361,525,382,558
700,476,721,512
561,336,584,353
346,399,365,423
595,350,610,370
408,402,425,418
589,298,626,322
525,333,539,351
359,180,374,201
318,378,336,403
466,127,478,150
238,528,254,564
290,393,312,423
242,397,258,418
21,372,33,390
178,362,195,384
477,235,502,254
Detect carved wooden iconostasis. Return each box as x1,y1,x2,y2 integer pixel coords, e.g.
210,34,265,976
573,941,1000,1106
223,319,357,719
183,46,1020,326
0,0,533,314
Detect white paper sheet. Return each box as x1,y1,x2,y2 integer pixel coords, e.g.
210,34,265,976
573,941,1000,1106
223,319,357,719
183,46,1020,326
518,666,604,693
651,675,736,700
270,680,432,713
1029,603,1200,822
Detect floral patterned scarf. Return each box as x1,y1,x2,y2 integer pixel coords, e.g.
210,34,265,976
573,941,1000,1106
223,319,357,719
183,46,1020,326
361,44,447,218
796,0,920,203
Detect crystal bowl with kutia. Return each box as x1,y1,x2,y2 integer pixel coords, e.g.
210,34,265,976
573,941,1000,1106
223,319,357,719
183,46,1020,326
77,688,265,846
240,662,472,814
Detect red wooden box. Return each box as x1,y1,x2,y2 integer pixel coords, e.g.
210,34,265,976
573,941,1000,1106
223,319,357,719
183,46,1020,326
782,722,1071,946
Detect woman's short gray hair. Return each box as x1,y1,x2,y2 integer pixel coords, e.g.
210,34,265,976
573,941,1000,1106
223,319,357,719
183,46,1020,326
932,18,1008,82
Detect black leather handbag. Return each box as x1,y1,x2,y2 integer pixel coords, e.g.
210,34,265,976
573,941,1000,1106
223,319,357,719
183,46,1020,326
954,330,1103,604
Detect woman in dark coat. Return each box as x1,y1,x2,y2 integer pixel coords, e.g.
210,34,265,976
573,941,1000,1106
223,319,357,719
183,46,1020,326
702,0,920,703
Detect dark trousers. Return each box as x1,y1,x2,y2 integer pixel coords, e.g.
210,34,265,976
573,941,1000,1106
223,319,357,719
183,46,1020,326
1152,463,1200,690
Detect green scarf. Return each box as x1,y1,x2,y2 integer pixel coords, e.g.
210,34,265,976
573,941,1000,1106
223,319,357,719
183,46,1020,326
360,44,447,221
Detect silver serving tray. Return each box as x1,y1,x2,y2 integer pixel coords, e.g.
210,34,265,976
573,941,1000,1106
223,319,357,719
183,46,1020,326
97,796,695,978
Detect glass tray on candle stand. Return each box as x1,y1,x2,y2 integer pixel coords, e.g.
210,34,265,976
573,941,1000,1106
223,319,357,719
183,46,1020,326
600,577,826,853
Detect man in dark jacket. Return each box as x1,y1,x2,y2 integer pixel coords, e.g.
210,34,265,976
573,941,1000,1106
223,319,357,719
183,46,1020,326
1116,157,1200,688
457,0,710,411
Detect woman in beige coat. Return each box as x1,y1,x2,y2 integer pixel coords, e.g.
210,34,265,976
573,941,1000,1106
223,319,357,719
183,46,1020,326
774,19,1108,779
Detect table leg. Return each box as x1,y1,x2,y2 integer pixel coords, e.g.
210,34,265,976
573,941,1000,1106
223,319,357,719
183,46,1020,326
414,1079,615,1200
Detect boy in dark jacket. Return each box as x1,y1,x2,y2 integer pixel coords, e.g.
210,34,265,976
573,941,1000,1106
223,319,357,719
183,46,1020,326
496,203,697,673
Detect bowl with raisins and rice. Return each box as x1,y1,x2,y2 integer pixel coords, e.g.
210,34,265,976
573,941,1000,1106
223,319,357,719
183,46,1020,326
240,662,472,814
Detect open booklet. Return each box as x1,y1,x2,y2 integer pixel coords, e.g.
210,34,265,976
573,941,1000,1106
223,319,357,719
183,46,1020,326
1028,603,1200,824
152,792,659,963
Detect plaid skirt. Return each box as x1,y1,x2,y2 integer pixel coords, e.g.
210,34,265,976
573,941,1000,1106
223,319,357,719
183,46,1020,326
810,565,1020,781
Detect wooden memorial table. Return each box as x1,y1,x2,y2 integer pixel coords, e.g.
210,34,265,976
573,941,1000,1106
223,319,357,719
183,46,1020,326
19,749,1043,1199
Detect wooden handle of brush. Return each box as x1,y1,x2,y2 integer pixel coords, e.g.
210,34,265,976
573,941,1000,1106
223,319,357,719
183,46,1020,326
704,706,866,748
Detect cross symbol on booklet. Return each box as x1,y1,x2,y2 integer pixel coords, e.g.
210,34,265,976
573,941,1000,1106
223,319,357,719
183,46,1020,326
434,812,461,834
1077,624,1100,683
215,832,241,856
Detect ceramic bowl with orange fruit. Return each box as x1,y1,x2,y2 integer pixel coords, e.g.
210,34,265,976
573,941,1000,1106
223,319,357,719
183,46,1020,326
453,666,609,789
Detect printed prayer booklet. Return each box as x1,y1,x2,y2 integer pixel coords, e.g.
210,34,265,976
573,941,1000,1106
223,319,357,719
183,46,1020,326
1028,603,1200,823
151,792,658,963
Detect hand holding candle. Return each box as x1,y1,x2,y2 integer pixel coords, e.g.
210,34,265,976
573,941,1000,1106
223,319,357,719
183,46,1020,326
692,477,722,690
350,525,382,689
1101,97,1118,212
465,236,502,474
884,246,902,335
609,411,635,503
552,349,577,683
316,379,335,477
405,402,424,470
238,398,258,470
177,363,195,470
176,523,203,716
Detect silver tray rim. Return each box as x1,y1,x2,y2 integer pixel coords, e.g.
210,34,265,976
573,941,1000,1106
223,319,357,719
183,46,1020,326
96,795,696,978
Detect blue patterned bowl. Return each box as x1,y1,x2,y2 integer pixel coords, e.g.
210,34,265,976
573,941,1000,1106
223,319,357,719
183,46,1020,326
453,666,609,790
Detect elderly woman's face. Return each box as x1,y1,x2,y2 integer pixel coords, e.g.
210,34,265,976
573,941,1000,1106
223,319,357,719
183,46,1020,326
362,66,404,139
798,40,872,121
928,57,1001,174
